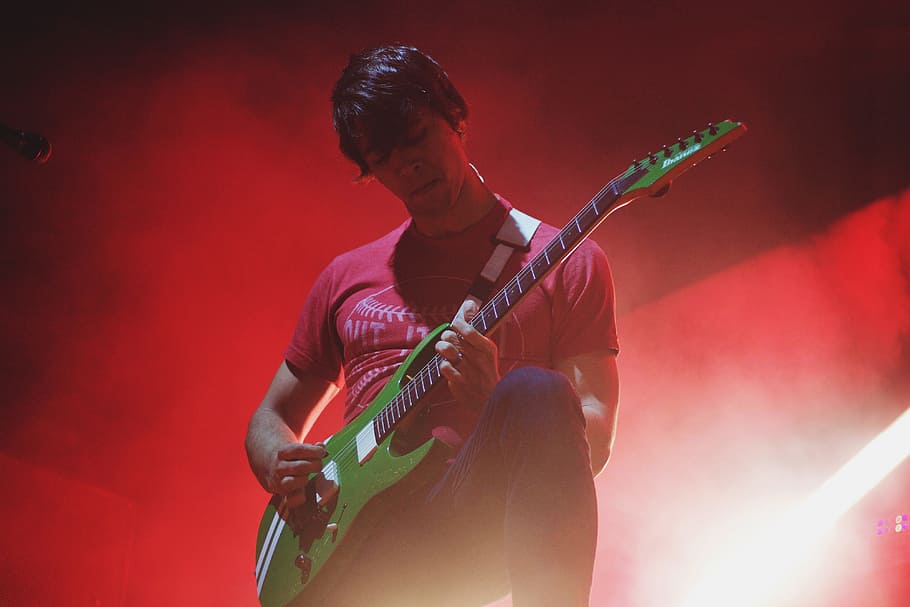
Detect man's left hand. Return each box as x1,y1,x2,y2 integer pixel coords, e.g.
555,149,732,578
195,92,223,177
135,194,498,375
435,299,500,407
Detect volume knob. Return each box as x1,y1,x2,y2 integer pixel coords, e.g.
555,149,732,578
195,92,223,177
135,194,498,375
295,553,313,583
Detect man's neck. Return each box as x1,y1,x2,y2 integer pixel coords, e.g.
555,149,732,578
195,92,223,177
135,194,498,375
411,167,497,238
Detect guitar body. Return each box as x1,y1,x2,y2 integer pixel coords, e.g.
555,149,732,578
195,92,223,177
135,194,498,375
255,324,452,607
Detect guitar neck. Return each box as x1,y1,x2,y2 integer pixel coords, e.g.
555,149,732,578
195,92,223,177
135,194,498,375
369,119,747,444
369,167,648,444
470,167,647,337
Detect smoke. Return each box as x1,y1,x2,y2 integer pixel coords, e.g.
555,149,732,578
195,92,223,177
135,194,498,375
600,189,910,606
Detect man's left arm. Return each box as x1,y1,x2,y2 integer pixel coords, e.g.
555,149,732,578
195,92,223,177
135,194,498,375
555,351,620,476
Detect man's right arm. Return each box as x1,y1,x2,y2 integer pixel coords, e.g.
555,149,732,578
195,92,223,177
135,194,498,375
245,361,339,507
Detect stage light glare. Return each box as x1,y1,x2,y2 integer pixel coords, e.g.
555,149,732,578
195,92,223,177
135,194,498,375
677,406,910,607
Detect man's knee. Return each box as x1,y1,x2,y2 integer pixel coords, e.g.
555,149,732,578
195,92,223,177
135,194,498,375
490,366,584,430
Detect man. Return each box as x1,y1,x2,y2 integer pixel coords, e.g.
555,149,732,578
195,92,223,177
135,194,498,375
246,45,620,607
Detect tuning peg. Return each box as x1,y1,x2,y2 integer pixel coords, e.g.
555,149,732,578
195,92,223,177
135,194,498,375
663,146,672,157
708,122,718,136
648,152,657,165
693,130,703,143
677,137,687,150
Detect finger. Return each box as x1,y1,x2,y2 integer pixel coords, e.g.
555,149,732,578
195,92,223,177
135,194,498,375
449,311,492,350
439,329,462,345
278,442,327,461
279,474,310,494
435,339,463,363
453,298,480,323
450,323,495,359
285,490,308,508
276,458,323,477
439,359,466,384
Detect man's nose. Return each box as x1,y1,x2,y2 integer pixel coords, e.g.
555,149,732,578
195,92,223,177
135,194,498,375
394,150,423,177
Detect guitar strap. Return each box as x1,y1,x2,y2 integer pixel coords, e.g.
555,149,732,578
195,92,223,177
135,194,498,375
464,205,541,307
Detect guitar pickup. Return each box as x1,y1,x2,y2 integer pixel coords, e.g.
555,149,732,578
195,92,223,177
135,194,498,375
355,423,379,464
313,459,339,507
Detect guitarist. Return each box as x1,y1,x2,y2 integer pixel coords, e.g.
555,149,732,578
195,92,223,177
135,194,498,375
245,44,620,607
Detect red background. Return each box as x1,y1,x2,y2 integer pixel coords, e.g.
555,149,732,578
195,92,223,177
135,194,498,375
2,2,908,605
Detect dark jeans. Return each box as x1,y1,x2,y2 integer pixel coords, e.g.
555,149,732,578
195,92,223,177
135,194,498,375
309,367,598,607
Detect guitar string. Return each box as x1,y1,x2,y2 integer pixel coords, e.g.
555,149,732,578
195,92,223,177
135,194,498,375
312,125,728,478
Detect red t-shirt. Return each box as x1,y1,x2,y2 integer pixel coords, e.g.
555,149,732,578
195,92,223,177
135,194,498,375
286,196,619,439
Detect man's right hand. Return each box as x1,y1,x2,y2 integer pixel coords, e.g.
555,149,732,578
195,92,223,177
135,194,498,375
268,442,327,508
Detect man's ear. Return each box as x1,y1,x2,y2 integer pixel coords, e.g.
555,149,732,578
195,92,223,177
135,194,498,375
455,118,467,137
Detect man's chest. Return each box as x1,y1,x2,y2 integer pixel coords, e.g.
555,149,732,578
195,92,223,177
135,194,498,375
334,271,555,367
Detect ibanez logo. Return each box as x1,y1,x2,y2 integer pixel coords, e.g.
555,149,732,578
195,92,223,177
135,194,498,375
661,143,702,169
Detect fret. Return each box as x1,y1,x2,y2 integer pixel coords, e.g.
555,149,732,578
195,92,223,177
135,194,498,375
491,295,502,319
377,410,386,437
588,200,600,219
431,357,441,382
547,242,562,262
518,268,532,291
398,390,414,418
579,204,597,228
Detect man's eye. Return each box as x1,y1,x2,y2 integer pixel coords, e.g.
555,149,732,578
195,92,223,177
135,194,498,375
403,128,427,146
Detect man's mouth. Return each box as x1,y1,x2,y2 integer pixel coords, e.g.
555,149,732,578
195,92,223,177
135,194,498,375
411,179,440,197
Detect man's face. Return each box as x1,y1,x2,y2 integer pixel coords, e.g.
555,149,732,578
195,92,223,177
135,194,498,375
360,109,469,222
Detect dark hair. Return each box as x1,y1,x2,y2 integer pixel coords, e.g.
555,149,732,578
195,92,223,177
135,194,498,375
331,44,468,176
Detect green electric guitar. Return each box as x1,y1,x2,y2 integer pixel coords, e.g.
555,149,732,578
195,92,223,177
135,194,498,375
254,119,747,606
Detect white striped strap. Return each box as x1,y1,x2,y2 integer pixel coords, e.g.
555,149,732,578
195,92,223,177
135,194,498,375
469,207,541,302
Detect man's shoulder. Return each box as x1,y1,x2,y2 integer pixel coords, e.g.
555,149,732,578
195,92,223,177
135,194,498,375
324,221,409,274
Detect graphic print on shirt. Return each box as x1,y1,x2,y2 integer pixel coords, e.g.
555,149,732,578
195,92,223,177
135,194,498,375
340,277,461,413
339,275,530,414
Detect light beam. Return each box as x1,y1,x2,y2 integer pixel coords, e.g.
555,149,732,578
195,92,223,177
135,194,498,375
678,405,910,607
